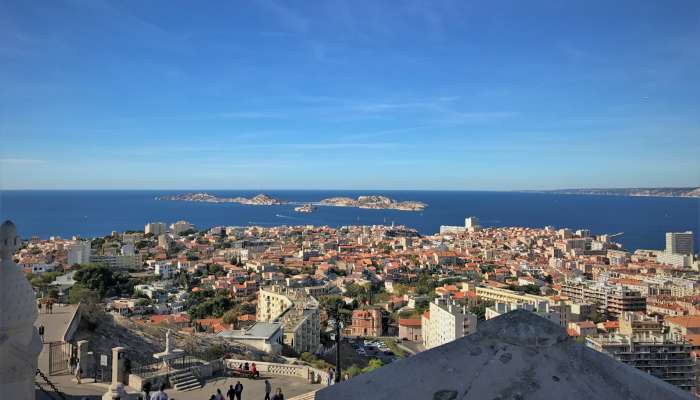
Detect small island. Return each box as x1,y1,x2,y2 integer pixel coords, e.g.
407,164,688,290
156,193,287,205
294,204,316,213
318,195,427,211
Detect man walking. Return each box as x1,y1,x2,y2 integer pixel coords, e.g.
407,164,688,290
234,380,243,400
74,358,82,384
226,384,236,400
264,379,272,400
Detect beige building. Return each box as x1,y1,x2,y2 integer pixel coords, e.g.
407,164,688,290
257,286,320,354
422,294,477,350
560,281,646,319
475,286,549,308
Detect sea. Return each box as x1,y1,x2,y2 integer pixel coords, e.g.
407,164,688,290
1,190,698,253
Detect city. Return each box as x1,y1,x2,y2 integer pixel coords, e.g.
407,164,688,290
2,1,699,399
5,216,698,399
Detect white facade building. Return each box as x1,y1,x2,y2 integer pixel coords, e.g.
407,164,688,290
67,240,91,266
145,222,167,236
465,216,480,231
422,294,477,350
170,220,195,235
666,231,694,256
154,262,174,279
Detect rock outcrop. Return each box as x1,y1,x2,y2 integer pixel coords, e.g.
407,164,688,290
316,310,694,400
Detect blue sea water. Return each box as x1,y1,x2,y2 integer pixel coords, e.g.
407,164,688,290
1,190,698,253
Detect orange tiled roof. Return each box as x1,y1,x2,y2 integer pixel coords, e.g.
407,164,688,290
665,315,700,328
398,318,422,327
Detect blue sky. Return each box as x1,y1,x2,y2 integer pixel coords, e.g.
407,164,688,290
1,1,699,190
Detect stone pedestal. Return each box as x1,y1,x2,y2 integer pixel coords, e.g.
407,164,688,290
76,340,90,379
0,221,43,400
102,347,128,400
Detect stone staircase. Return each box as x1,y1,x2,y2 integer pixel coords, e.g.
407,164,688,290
169,370,202,392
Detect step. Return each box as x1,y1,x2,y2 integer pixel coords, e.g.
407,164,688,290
174,377,199,386
175,381,202,392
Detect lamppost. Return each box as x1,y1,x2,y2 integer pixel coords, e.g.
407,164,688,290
328,303,344,383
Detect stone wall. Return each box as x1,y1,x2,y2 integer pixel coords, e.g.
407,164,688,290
128,359,224,391
225,359,330,385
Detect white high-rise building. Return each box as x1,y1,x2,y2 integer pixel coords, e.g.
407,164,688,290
666,231,694,256
145,222,167,236
465,216,480,230
422,294,477,349
121,242,135,256
170,220,195,235
67,241,91,266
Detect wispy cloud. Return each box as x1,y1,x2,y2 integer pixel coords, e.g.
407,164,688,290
216,111,281,119
255,0,310,34
0,158,46,165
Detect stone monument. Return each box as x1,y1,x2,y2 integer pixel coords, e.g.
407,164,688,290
0,220,42,400
153,329,184,369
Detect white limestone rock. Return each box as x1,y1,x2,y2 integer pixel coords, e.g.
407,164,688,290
0,220,42,400
316,310,694,400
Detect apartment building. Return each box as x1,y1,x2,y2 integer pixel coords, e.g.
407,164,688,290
666,231,695,256
485,302,561,326
618,312,663,337
256,286,320,354
422,294,477,350
560,281,646,319
347,308,383,337
587,334,697,393
90,253,142,269
145,222,167,236
475,286,550,309
67,240,91,266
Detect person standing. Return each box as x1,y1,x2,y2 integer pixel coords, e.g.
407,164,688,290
38,325,45,343
74,358,82,384
69,354,77,376
272,388,284,400
326,368,334,386
264,380,272,400
142,381,152,400
226,384,235,400
150,384,168,400
234,380,243,400
215,388,224,400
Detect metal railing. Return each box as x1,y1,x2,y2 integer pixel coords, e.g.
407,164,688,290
36,368,68,400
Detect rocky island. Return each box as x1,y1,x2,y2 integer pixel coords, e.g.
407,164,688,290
318,195,427,211
157,193,427,211
156,192,287,205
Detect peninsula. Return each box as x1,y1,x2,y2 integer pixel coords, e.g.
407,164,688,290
541,187,700,198
156,192,287,205
318,195,427,211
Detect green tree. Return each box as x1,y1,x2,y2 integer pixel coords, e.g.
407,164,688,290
222,309,239,326
67,285,100,305
362,359,383,373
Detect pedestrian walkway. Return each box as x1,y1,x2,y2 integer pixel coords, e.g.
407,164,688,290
170,375,322,400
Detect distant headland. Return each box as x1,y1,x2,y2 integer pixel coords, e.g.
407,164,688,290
156,193,428,211
532,187,700,198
